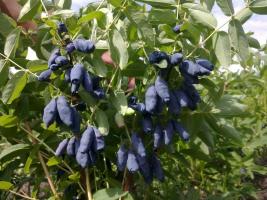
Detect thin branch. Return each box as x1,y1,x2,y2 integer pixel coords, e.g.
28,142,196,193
24,123,59,199
8,190,37,200
85,168,93,200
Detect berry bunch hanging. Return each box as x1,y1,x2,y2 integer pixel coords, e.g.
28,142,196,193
38,22,105,168
38,23,214,184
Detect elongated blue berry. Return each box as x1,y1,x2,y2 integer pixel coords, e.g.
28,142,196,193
79,126,95,153
70,107,80,134
131,133,146,157
173,25,181,33
136,155,152,184
170,53,183,66
117,144,128,171
172,121,190,141
164,121,174,145
179,60,199,77
55,139,69,156
66,43,76,54
71,64,84,84
55,56,69,66
48,49,60,68
155,96,164,114
145,85,158,113
173,90,190,107
149,51,169,64
151,154,164,182
43,98,57,127
66,137,76,156
92,127,105,151
57,96,74,127
82,71,93,92
142,114,153,133
73,39,95,53
196,59,214,71
127,150,139,172
155,76,170,103
58,22,68,34
38,69,52,81
76,150,89,168
154,125,163,149
168,91,181,115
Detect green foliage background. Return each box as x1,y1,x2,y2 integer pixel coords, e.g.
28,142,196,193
0,0,267,199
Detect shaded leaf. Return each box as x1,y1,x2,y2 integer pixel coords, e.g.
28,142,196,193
95,109,109,135
4,28,21,58
216,0,234,16
228,19,249,62
93,188,128,200
213,31,231,66
78,11,105,25
0,181,13,190
18,0,41,22
2,71,28,104
250,0,267,15
109,28,129,70
0,115,18,128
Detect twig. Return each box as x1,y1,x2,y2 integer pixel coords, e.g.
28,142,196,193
24,123,59,199
8,190,37,200
85,168,93,200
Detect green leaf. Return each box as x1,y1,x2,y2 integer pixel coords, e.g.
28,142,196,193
220,125,242,145
155,59,168,69
216,0,234,16
0,13,16,36
183,4,217,29
47,156,61,166
0,59,9,86
54,0,72,9
18,0,41,22
69,172,80,182
95,109,109,136
248,36,261,49
249,0,267,14
212,31,231,66
0,144,30,161
109,28,129,70
4,28,21,58
24,156,33,174
228,19,249,62
0,115,18,128
236,8,253,24
110,91,128,115
93,188,128,200
2,71,28,104
215,95,248,117
78,11,105,25
135,0,175,8
107,0,122,7
27,60,47,72
125,7,155,47
200,0,215,11
0,181,13,190
148,9,176,25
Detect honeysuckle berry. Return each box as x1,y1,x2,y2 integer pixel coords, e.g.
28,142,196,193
172,121,190,141
78,126,95,153
196,59,214,71
172,25,181,33
155,75,170,103
149,51,169,64
131,133,146,157
142,114,153,133
38,69,52,82
170,53,183,66
145,85,158,114
43,98,57,127
66,137,76,156
57,96,74,127
55,138,69,156
73,39,95,53
117,144,128,171
127,150,139,172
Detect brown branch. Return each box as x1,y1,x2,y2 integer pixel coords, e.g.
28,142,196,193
24,122,59,199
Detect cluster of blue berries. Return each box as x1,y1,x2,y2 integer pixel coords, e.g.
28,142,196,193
125,50,214,182
39,22,105,168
